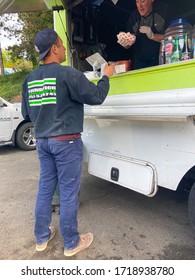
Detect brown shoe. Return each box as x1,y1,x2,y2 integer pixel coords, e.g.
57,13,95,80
64,233,94,257
36,226,55,252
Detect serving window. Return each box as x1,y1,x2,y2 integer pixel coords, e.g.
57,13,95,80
66,0,195,72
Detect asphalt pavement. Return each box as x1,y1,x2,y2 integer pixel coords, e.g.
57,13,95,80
0,145,195,260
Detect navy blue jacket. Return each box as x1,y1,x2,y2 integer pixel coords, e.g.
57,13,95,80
22,62,109,138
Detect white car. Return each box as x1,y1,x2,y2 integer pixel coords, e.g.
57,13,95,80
0,97,36,151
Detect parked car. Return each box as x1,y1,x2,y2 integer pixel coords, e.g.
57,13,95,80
0,97,36,151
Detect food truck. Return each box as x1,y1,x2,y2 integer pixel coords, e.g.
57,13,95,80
1,0,195,230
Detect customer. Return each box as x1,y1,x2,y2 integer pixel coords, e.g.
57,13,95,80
22,28,114,257
117,0,170,69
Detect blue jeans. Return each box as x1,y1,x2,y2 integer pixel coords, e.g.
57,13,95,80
35,137,83,250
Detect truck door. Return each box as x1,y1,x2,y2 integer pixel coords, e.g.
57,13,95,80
0,99,12,141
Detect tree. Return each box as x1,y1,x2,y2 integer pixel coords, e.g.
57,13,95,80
0,43,5,76
2,49,14,68
0,11,53,67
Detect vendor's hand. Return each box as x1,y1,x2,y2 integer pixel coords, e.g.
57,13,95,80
117,32,136,48
139,26,154,40
117,37,134,48
103,64,114,77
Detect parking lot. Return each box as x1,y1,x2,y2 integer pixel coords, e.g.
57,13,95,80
0,145,195,260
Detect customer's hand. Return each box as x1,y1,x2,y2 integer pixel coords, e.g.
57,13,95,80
139,26,154,39
103,64,115,77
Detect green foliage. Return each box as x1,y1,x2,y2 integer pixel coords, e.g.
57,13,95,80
0,10,53,100
0,70,30,101
2,49,15,68
14,60,33,72
2,49,33,73
1,11,53,66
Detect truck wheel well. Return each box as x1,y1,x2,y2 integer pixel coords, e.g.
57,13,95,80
177,166,195,194
13,120,31,144
16,120,30,130
174,166,195,231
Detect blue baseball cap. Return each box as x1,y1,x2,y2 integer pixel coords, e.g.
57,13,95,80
34,28,58,61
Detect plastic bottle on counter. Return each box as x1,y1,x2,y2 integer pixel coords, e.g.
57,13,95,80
192,25,195,58
171,36,182,63
159,40,166,65
165,36,173,64
165,18,192,51
182,33,190,60
193,39,195,59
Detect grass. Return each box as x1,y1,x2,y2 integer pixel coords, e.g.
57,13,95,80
0,71,30,101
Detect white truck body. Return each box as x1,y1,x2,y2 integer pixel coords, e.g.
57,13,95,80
83,87,195,196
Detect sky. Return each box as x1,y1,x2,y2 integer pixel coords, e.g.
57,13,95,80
0,34,18,49
0,13,21,49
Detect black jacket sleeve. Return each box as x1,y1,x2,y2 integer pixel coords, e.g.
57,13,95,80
67,68,110,105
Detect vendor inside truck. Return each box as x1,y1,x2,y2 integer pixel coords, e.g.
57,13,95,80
71,0,176,72
117,0,172,69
